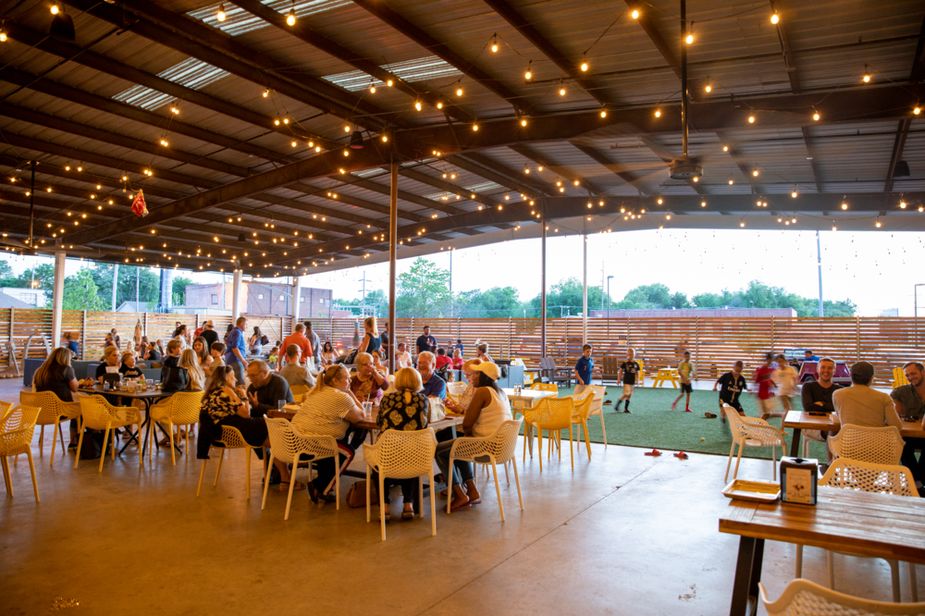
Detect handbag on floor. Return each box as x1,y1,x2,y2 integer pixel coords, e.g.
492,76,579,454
346,480,377,508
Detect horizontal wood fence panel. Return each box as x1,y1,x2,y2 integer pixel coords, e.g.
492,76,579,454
2,310,922,386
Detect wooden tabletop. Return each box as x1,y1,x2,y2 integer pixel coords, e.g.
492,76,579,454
719,487,925,564
783,410,925,439
78,386,171,400
502,388,556,401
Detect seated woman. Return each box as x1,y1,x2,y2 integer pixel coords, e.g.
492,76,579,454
476,342,493,363
291,364,366,502
196,366,294,489
376,367,430,520
395,342,413,370
350,352,387,407
445,359,481,414
96,345,122,385
179,348,204,392
320,341,337,367
32,347,80,446
435,362,512,511
119,352,144,379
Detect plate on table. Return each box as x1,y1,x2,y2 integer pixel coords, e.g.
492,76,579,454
722,479,781,503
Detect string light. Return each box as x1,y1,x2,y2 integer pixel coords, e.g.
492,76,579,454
840,198,848,210
653,108,662,119
812,110,821,122
216,2,226,22
684,32,695,45
471,122,479,132
791,189,799,198
875,218,883,228
489,34,499,54
579,59,590,73
703,83,713,94
899,198,907,209
747,114,756,124
158,137,169,147
751,169,760,177
286,2,297,27
0,23,7,43
386,78,394,87
262,89,270,98
914,105,922,116
169,104,180,115
770,12,780,25
558,83,567,97
599,108,608,119
630,7,641,20
519,116,528,128
861,65,872,83
435,100,444,110
722,144,729,152
455,83,464,97
524,61,534,81
50,3,60,15
369,83,377,94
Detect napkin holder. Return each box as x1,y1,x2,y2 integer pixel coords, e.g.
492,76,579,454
780,456,818,505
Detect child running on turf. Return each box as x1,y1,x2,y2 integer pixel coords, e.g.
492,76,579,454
773,353,798,414
671,350,694,412
616,348,640,413
713,360,748,422
574,344,594,396
753,352,777,420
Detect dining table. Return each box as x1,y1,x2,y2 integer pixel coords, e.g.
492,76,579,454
719,487,925,615
78,384,173,455
783,410,925,457
503,387,556,456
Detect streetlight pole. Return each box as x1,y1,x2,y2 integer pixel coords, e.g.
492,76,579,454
606,275,614,315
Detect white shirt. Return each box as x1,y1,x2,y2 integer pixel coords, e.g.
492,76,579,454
472,388,512,437
292,387,357,439
396,351,413,369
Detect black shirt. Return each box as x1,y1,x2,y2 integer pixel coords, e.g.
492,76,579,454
717,372,748,405
35,365,76,402
801,381,841,413
200,329,219,349
416,334,436,355
147,348,162,362
160,355,189,393
120,365,144,379
246,373,293,418
620,361,640,385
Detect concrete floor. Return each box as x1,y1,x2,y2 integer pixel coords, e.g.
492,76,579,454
0,379,918,615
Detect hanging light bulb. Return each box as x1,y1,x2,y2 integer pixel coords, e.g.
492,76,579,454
747,114,756,124
558,83,567,97
489,34,499,54
630,8,641,20
519,116,528,128
286,2,297,27
599,108,608,119
703,83,713,94
684,32,695,45
471,121,480,132
914,105,922,116
861,65,872,83
0,22,8,43
770,12,780,25
216,3,227,22
524,61,534,81
875,219,883,228
791,189,799,198
369,83,377,94
455,83,464,97
812,110,821,122
653,108,662,118
50,3,60,16
414,100,423,111
579,59,590,73
435,100,444,110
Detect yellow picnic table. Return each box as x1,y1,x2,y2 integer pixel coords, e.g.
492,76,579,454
651,367,680,388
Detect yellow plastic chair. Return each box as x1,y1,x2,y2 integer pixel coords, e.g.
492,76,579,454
262,418,340,520
290,384,311,398
892,367,909,389
196,425,263,499
530,382,558,393
77,396,143,472
569,393,594,459
0,400,13,420
637,358,646,386
524,397,575,472
20,391,82,467
0,405,41,503
149,391,204,465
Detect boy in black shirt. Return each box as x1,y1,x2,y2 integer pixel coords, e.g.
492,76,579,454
616,348,640,413
713,361,747,421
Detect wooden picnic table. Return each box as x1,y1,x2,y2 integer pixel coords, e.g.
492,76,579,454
719,487,925,615
783,410,925,457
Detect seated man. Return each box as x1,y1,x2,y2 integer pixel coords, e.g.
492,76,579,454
801,357,842,459
279,344,315,389
891,361,925,483
417,351,446,399
245,359,293,419
832,361,901,429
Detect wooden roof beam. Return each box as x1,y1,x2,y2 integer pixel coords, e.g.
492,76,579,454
885,17,925,192
568,142,652,193
508,143,609,196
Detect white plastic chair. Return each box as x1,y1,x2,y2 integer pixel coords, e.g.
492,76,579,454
363,428,436,541
760,578,925,615
77,396,143,472
262,417,340,520
196,425,263,499
583,384,608,448
20,391,81,466
795,458,919,602
149,391,204,465
0,405,41,502
723,404,787,481
447,418,524,522
828,424,904,464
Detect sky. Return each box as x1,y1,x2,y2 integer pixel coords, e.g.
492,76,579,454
3,229,923,315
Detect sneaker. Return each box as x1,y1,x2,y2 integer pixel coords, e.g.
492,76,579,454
623,409,631,414
684,409,692,413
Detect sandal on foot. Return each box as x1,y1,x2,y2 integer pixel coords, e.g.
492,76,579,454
449,496,470,512
644,448,662,457
401,510,414,520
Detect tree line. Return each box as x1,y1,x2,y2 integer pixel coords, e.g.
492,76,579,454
336,257,856,318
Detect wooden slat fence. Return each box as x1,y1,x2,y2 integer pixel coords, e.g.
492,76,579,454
2,310,922,386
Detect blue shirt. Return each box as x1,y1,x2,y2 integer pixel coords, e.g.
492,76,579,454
422,372,446,399
575,355,593,385
225,327,246,364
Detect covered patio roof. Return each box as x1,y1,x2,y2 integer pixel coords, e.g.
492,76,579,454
1,0,924,275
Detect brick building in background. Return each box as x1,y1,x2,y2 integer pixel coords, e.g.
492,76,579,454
183,281,332,318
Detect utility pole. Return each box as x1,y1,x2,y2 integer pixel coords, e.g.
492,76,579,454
358,270,369,313
449,248,454,318
816,230,824,317
111,263,119,311
135,266,140,309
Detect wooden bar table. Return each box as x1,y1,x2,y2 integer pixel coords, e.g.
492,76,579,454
719,487,925,616
784,410,925,457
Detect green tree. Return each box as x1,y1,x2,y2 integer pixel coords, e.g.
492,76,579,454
527,277,611,317
615,283,691,309
0,259,15,286
172,276,193,306
395,258,451,317
89,264,160,309
4,262,56,293
691,281,855,316
62,269,106,311
335,288,390,316
455,286,522,317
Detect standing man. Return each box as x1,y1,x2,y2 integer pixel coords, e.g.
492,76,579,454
304,321,322,368
278,323,312,369
379,322,390,360
713,360,748,421
416,325,437,356
200,320,219,350
891,361,925,482
224,316,248,384
574,344,594,396
616,348,640,413
672,351,695,413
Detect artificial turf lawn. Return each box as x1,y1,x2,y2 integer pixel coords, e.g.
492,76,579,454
550,384,827,461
